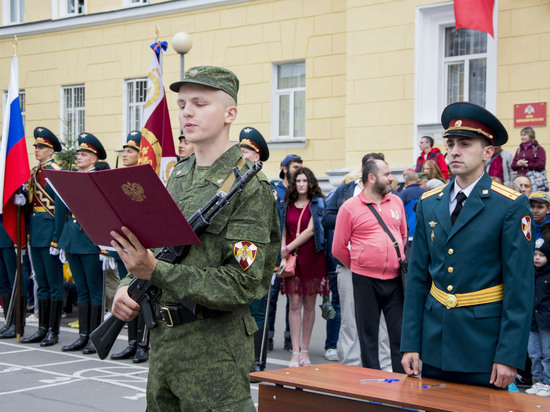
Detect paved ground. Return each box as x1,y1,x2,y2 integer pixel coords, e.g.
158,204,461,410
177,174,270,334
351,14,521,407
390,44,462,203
0,294,331,411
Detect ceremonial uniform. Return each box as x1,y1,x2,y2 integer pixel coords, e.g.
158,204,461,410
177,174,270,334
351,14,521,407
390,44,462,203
0,218,18,336
54,133,106,354
21,127,65,346
401,102,535,387
120,144,280,410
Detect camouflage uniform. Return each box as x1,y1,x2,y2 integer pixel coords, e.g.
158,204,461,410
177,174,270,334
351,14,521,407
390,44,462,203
121,144,280,411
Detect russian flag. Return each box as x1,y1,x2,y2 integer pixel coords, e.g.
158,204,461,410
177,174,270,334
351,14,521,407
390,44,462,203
0,55,30,245
454,0,495,38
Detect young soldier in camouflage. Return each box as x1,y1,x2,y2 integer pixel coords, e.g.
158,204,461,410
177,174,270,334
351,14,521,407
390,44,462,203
111,66,280,411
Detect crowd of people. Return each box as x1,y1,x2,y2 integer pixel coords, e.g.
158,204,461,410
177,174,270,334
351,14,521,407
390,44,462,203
0,64,548,408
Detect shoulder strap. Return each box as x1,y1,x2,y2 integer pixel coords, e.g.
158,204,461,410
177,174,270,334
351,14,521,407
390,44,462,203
218,157,246,194
366,203,403,262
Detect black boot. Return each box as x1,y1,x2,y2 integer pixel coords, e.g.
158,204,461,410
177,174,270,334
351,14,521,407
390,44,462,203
111,317,138,360
21,299,50,343
82,304,102,354
250,328,263,383
133,315,149,363
62,302,89,351
0,293,10,334
41,300,63,347
0,296,25,339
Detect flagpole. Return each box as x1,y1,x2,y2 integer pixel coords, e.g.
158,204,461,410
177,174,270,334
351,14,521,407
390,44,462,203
15,193,22,342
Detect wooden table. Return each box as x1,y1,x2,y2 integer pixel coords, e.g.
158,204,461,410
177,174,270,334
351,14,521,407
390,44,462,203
250,363,550,411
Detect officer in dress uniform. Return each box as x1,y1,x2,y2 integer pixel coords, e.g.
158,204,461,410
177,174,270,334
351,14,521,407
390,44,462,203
111,66,280,410
0,218,23,338
20,127,64,346
401,102,535,388
52,133,106,354
239,127,271,378
109,131,149,363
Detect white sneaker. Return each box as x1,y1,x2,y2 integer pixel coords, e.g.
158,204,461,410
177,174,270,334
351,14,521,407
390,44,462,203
526,382,544,394
324,348,339,361
536,383,550,397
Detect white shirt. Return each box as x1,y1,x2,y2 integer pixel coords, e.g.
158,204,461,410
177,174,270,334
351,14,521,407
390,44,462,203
449,174,484,214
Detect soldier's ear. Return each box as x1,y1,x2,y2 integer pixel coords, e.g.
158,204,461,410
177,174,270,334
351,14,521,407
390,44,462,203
482,144,494,162
224,105,237,125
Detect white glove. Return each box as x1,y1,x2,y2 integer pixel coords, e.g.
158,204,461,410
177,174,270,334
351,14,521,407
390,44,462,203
99,254,109,271
59,249,68,264
14,193,25,206
50,246,60,256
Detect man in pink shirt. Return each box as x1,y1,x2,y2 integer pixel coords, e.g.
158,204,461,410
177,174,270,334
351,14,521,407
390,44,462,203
332,159,407,372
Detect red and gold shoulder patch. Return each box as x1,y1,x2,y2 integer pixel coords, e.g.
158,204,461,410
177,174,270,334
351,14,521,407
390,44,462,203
521,215,532,241
234,241,258,271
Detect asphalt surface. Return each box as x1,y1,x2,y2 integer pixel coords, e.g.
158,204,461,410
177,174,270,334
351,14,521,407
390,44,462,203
0,294,331,411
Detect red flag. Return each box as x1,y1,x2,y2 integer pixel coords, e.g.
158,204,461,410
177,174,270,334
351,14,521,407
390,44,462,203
0,55,30,245
138,40,176,184
454,0,495,38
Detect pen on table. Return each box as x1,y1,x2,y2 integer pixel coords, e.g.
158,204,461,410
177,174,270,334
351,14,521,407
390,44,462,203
361,378,399,383
422,384,447,389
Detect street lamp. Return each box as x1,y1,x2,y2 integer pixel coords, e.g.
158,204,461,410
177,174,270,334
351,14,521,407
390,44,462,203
172,32,193,80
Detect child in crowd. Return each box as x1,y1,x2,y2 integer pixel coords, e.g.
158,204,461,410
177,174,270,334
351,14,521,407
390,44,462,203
526,237,550,397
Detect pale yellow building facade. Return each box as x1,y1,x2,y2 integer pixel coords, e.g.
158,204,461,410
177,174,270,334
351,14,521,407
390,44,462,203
0,0,548,182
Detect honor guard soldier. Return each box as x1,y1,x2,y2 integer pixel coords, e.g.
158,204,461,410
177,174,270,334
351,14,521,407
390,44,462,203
111,66,280,411
0,218,24,339
109,131,149,363
239,126,271,378
20,127,64,346
177,133,194,159
52,133,107,354
401,102,535,388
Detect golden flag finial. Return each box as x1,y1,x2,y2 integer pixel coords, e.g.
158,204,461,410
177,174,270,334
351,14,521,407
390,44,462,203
155,25,160,41
13,35,17,56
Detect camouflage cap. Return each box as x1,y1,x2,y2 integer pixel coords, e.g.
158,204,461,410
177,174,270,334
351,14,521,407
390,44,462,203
169,65,239,103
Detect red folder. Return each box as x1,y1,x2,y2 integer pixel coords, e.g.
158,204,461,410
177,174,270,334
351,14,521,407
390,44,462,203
44,165,201,249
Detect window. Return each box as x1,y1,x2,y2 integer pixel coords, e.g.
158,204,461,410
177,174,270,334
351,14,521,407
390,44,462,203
61,85,85,143
444,27,487,107
272,61,305,140
414,3,496,161
2,90,25,127
2,0,24,24
124,78,147,139
53,0,85,18
123,0,148,5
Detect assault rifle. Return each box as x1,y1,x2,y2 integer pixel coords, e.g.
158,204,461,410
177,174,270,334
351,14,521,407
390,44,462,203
90,161,263,360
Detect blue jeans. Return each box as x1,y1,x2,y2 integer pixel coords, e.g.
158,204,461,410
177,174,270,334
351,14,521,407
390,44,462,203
529,328,550,385
324,271,341,350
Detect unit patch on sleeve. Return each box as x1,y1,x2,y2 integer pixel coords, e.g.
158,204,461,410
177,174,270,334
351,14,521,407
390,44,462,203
233,241,258,271
521,215,532,241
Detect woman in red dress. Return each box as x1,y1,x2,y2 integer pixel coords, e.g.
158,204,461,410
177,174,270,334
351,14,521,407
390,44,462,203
280,167,329,367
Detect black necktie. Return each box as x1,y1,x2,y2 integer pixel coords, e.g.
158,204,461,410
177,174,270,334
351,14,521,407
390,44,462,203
451,192,467,225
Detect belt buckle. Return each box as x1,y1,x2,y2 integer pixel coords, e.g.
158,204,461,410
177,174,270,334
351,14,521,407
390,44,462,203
445,294,457,309
160,306,174,327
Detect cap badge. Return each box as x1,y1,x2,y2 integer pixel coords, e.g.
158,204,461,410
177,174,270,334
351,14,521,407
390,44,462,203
130,131,139,136
189,69,198,78
243,128,252,133
37,127,43,132
454,120,462,127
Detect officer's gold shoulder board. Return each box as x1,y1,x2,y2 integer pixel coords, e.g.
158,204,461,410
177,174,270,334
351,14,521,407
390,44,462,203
421,185,446,200
490,181,520,200
50,163,61,170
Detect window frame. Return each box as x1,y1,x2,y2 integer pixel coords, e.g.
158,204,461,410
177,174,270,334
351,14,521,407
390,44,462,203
2,89,25,127
60,84,85,144
122,77,147,144
52,0,86,19
270,61,307,148
122,0,148,7
2,0,25,25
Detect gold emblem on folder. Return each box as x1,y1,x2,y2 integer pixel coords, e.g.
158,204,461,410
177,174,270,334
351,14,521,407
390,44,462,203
121,182,146,202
